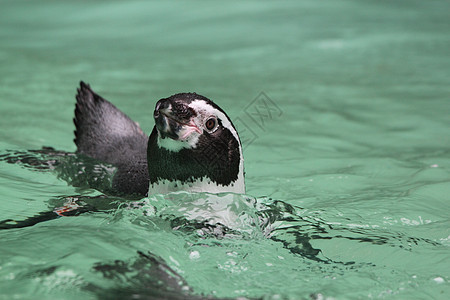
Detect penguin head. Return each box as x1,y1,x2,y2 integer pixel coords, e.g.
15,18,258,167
148,93,245,195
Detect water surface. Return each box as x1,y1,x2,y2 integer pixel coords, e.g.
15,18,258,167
0,0,449,299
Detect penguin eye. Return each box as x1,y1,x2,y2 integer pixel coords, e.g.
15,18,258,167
205,117,217,131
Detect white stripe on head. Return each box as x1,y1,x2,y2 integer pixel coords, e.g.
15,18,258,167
189,100,241,147
189,99,245,193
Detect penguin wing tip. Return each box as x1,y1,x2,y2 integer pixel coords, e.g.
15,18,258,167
76,81,95,104
79,81,91,90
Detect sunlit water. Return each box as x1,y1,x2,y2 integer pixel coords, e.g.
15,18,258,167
1,0,449,299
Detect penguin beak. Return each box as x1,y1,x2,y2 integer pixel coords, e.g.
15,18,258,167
154,100,201,140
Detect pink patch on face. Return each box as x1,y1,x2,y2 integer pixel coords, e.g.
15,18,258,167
179,120,201,140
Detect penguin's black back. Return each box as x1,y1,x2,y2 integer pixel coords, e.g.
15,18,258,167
74,82,149,197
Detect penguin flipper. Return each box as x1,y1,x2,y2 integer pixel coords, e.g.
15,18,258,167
74,82,149,196
74,81,148,165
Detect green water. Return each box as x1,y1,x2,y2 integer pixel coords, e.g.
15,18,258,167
1,0,449,299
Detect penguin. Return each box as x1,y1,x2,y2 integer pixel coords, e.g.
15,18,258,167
74,82,245,197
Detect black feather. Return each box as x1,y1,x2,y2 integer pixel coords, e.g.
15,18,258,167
73,81,149,197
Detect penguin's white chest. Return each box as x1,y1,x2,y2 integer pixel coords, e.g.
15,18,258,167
149,174,245,195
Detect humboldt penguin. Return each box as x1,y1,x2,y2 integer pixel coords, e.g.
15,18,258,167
74,82,245,197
